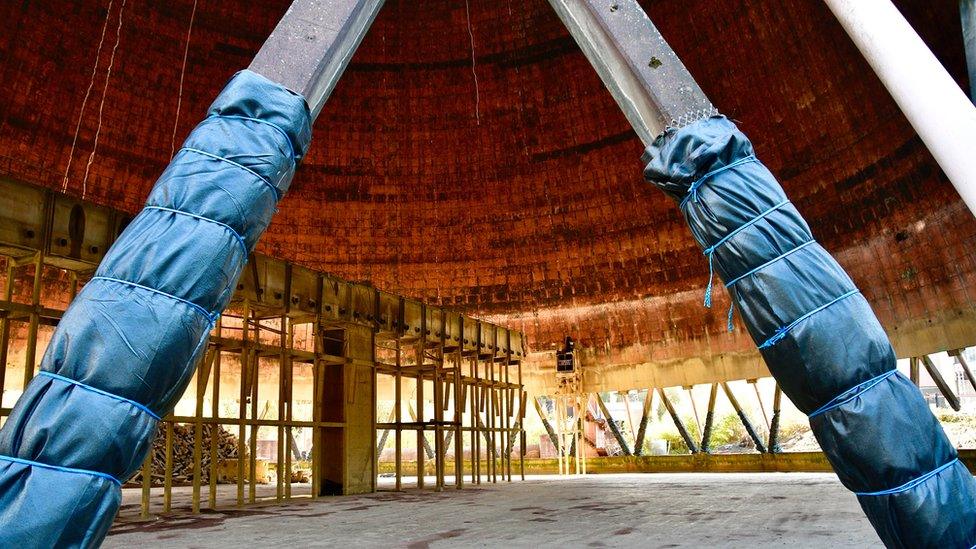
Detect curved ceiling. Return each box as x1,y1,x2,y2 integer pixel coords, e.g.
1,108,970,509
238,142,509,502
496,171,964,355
0,0,973,359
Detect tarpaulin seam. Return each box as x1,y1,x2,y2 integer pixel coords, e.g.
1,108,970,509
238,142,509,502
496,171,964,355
179,147,282,200
37,371,161,421
758,289,860,349
854,458,959,497
679,154,758,209
144,206,248,258
90,276,216,322
0,455,121,487
808,369,898,419
701,198,792,308
206,114,296,161
725,240,817,288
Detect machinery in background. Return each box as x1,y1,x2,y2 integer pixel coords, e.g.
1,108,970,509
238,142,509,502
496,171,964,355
553,337,586,475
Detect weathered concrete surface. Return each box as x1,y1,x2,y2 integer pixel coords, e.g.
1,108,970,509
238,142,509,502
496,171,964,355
107,473,877,547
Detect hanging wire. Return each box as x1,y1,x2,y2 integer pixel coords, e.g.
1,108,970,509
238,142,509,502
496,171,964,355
464,0,480,125
81,0,127,199
61,0,115,194
170,0,199,158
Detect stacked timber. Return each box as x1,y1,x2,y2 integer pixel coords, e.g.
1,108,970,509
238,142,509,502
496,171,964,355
125,424,240,487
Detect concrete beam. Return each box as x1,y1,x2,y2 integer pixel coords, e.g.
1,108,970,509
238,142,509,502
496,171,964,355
249,0,385,119
963,0,976,101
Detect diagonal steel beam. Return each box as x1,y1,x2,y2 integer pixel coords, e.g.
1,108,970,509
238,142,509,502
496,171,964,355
533,396,561,453
250,0,386,119
921,355,961,412
595,393,632,456
547,0,716,144
700,383,718,454
657,388,698,454
721,383,767,454
949,349,976,393
768,384,783,454
633,389,653,456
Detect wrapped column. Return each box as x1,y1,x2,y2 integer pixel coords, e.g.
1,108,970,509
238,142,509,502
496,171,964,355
0,70,311,548
643,115,976,547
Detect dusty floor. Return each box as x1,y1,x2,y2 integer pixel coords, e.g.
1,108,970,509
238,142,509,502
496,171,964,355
107,473,878,548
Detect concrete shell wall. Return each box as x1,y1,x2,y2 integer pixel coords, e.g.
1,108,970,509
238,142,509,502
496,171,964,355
0,0,973,382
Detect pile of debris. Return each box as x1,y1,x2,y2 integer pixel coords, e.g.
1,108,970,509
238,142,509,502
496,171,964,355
125,424,240,487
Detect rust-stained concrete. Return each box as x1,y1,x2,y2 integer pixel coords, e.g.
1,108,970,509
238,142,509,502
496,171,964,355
0,0,972,383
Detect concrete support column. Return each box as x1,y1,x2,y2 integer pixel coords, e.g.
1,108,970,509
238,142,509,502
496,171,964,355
824,0,976,217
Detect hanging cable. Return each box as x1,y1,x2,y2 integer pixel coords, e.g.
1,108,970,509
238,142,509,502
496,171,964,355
81,0,127,199
464,0,480,125
61,0,114,194
171,0,199,158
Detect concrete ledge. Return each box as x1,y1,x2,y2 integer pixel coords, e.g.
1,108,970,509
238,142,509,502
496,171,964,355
379,450,976,476
520,453,834,474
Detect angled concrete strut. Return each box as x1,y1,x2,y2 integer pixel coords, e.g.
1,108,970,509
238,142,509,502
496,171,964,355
551,0,976,544
0,2,382,547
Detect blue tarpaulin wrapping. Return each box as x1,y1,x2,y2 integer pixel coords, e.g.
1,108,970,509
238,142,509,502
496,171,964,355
643,115,976,547
0,69,311,548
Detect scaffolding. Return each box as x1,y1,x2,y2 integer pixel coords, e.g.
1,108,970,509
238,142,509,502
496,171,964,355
374,298,528,489
0,177,526,519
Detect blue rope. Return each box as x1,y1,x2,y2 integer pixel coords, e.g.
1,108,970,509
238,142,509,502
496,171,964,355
90,276,217,324
144,206,248,258
704,252,715,307
680,155,758,210
854,458,959,497
808,369,897,419
38,371,161,421
207,114,297,161
701,199,791,309
0,454,121,487
725,240,817,288
179,147,282,201
702,199,792,258
758,289,860,349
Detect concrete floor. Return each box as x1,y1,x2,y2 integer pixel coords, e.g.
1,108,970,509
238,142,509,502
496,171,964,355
107,473,878,548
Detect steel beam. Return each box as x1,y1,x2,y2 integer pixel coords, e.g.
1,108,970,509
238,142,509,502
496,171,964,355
534,397,560,453
966,0,976,101
547,0,716,144
657,388,698,454
921,355,961,411
249,0,385,119
768,385,783,454
633,389,653,456
700,383,718,454
721,383,767,454
595,393,632,456
950,349,976,393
